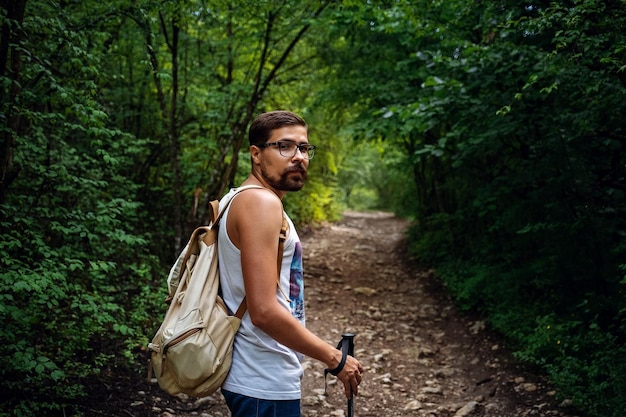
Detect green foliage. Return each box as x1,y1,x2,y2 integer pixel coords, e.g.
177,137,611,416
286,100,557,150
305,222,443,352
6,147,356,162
318,1,626,415
0,1,163,414
3,0,626,415
512,313,626,417
0,123,158,414
1,1,344,414
336,138,417,214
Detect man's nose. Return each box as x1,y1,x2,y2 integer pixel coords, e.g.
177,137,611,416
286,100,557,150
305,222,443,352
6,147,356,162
293,147,305,160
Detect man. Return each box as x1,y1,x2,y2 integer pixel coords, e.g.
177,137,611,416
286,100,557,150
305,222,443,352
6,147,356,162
217,110,364,416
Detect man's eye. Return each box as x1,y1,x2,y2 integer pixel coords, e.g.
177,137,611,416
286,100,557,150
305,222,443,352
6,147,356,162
279,143,293,150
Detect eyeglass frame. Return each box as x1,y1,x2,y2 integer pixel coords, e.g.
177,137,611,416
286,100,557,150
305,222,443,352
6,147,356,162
257,140,317,160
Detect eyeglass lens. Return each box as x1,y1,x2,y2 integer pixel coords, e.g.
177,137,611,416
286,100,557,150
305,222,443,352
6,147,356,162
279,142,315,159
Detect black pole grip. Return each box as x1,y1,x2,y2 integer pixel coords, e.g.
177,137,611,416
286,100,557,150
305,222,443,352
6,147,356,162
341,333,356,417
341,333,355,357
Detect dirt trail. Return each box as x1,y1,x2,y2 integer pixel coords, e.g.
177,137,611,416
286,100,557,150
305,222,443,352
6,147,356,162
132,211,579,417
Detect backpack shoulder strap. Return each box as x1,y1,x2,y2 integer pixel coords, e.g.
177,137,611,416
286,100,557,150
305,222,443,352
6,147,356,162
276,215,290,301
208,199,220,225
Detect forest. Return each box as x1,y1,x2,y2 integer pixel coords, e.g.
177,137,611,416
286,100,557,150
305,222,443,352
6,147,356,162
1,1,625,416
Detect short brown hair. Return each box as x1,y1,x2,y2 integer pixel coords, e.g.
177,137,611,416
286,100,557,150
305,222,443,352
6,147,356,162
248,111,307,147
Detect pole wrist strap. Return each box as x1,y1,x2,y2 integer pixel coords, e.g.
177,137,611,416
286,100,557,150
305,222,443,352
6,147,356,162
323,338,348,393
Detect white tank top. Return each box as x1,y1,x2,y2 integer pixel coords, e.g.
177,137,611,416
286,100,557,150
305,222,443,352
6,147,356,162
217,188,305,400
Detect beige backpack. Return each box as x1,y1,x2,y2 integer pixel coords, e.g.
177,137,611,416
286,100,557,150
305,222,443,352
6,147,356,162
148,186,287,397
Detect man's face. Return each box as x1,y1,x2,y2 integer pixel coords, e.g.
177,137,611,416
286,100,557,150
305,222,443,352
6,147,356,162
258,125,310,192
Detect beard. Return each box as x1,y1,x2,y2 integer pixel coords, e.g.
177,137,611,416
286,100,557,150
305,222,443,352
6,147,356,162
261,165,308,191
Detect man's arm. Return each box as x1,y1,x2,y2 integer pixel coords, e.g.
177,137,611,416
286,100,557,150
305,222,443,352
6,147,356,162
227,188,363,397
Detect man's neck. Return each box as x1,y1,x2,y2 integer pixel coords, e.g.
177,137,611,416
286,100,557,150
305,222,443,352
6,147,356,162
243,175,285,199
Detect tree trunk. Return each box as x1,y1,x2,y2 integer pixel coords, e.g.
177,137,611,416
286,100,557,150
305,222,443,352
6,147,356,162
0,0,27,204
142,7,184,255
162,9,183,254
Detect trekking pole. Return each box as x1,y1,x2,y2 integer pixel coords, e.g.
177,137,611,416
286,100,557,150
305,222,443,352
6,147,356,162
341,333,356,417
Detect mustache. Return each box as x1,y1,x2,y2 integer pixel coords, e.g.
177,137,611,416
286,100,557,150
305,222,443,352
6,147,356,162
285,165,307,174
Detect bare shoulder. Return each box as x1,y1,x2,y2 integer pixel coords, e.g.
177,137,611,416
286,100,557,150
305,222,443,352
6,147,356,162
231,187,282,216
228,188,283,242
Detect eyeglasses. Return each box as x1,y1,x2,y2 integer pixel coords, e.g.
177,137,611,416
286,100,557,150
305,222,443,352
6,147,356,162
258,141,316,160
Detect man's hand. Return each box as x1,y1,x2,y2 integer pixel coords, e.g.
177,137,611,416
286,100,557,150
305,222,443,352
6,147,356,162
336,354,364,398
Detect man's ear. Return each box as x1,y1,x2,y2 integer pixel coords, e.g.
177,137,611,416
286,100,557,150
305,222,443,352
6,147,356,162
250,145,262,164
